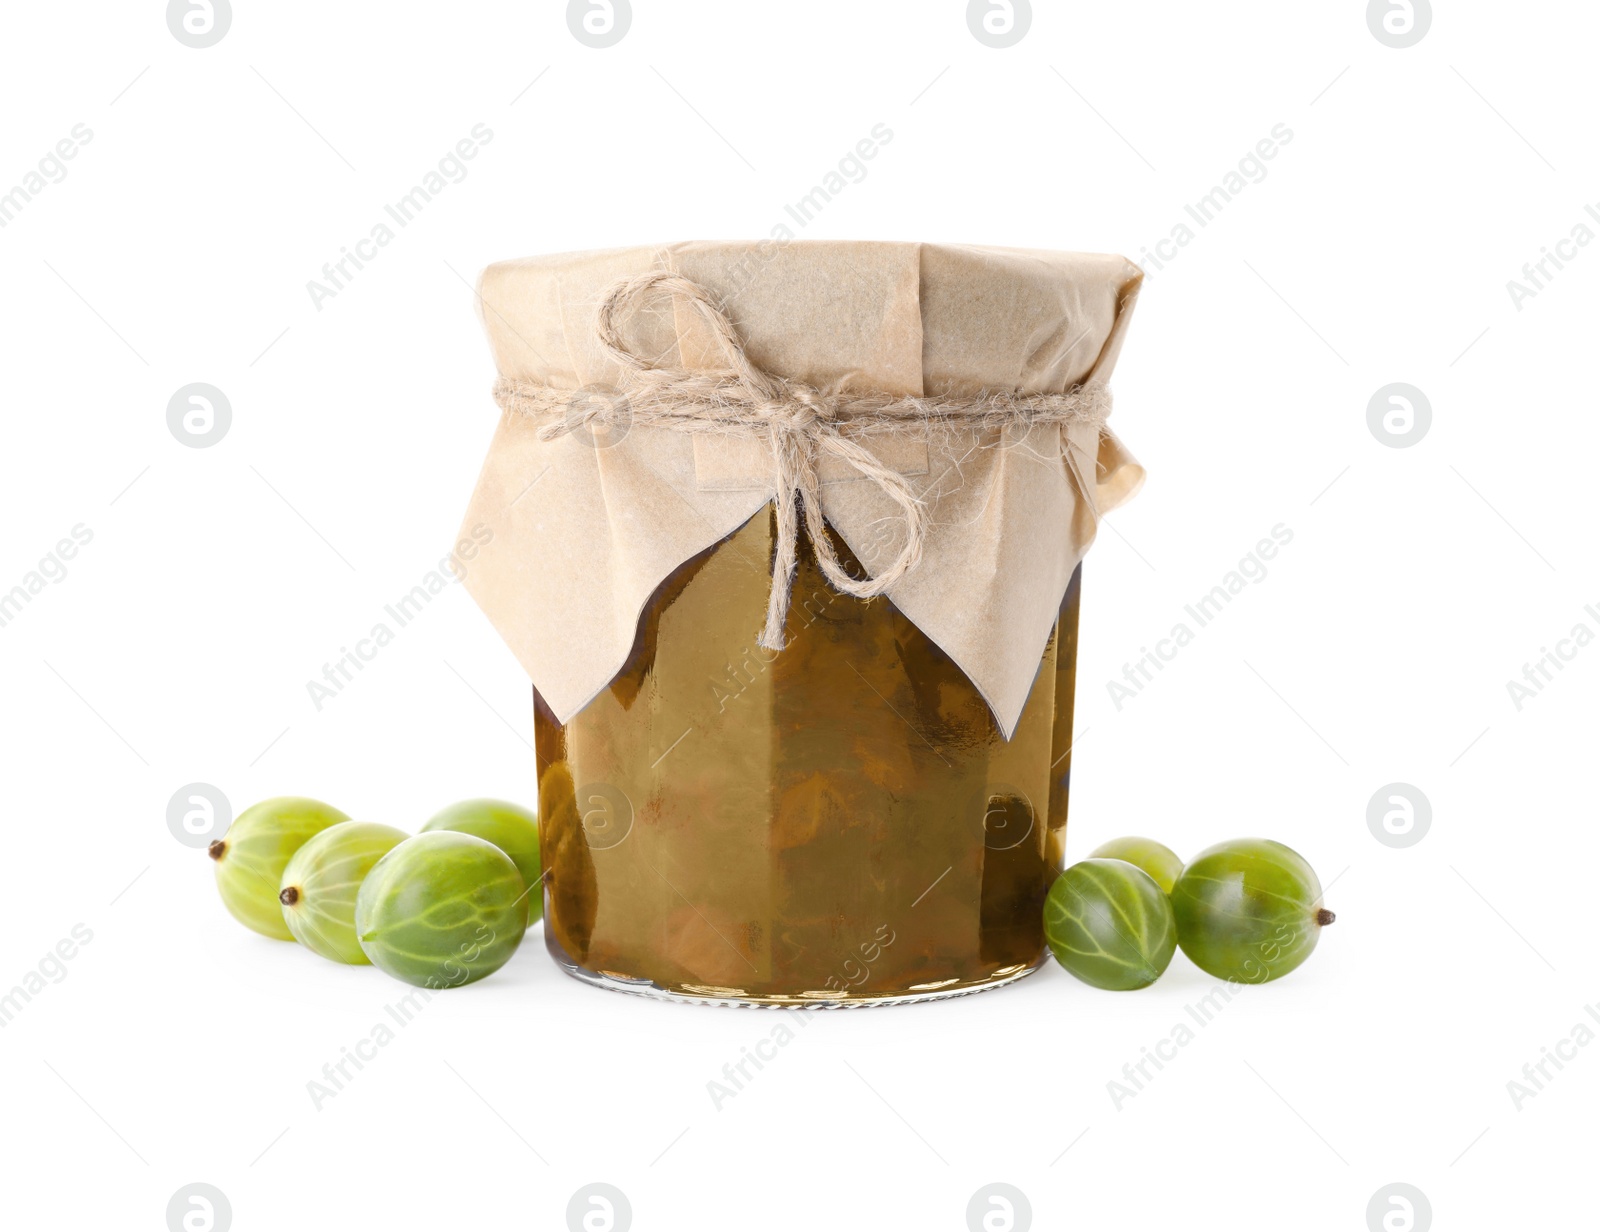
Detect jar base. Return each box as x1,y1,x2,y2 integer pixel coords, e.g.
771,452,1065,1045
551,957,1046,1009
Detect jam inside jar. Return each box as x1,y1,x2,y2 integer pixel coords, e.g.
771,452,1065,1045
534,508,1082,1006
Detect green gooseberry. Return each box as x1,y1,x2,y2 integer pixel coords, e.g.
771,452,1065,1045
1088,836,1184,894
356,832,528,989
1171,838,1336,984
421,799,542,925
279,821,408,964
209,797,348,940
1043,859,1177,991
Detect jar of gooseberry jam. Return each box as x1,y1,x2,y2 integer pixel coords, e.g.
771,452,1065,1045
534,510,1082,1007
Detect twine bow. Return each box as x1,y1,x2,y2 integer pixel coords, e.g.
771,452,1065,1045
494,271,1112,651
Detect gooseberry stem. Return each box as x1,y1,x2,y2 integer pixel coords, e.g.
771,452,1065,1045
1315,908,1336,927
280,886,300,906
208,840,226,860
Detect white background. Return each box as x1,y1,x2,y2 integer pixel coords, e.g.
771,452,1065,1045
2,2,1595,1230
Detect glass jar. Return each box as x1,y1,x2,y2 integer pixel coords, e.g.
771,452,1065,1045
535,507,1082,1007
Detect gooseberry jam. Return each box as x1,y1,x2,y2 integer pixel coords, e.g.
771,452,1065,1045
535,508,1082,1006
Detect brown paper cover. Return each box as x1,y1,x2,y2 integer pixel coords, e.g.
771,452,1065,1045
459,241,1143,738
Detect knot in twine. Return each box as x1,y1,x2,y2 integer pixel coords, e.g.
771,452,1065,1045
494,271,1112,651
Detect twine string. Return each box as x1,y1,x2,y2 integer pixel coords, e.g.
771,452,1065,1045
494,271,1111,650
